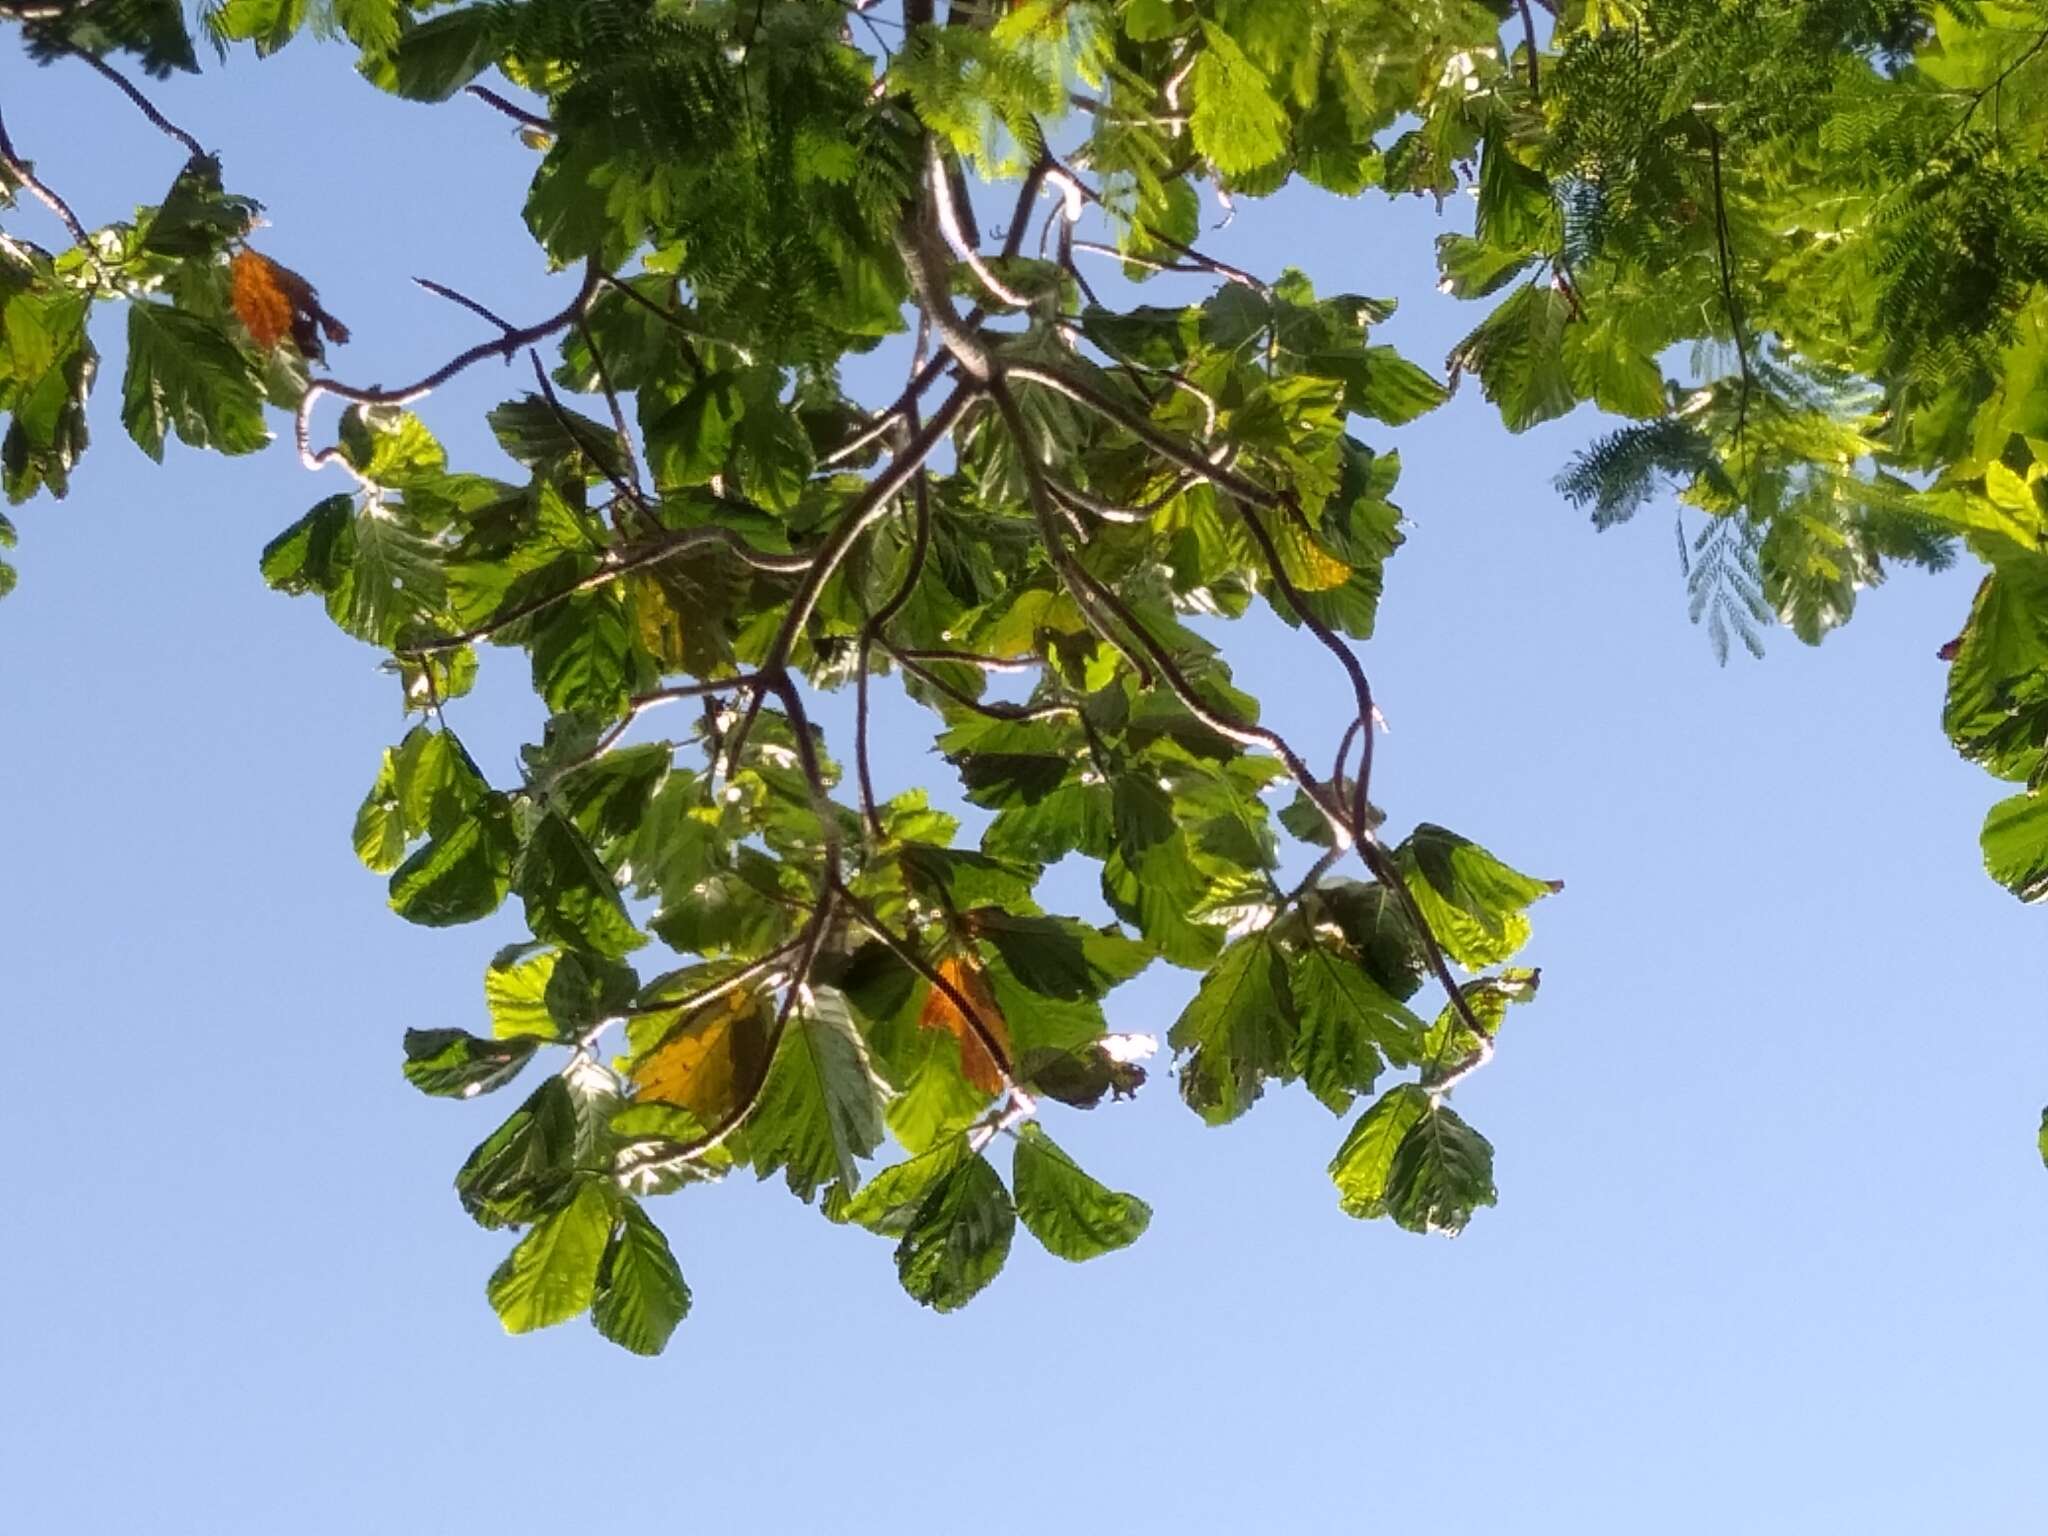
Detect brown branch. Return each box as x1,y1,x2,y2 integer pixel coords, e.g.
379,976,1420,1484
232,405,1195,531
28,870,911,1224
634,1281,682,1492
881,641,1078,724
722,380,978,776
1516,0,1541,99
1231,500,1377,832
463,83,553,133
413,276,517,334
527,348,648,515
595,274,705,377
0,104,104,276
396,528,810,657
834,880,1018,1094
855,392,935,837
1004,361,1281,510
68,47,207,159
891,647,1040,673
1704,123,1754,456
575,314,643,500
298,261,603,474
624,938,807,1020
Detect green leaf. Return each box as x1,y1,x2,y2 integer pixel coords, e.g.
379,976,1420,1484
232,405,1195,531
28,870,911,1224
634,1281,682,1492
1191,24,1288,176
1446,283,1577,433
140,155,260,258
360,5,500,101
832,1136,970,1236
204,0,310,55
260,495,352,598
121,305,267,460
530,590,636,718
1168,931,1293,1125
454,1075,581,1229
402,1028,538,1098
748,984,889,1201
352,748,406,872
1011,1124,1150,1261
1475,131,1556,253
487,394,629,485
731,368,814,512
1395,824,1557,968
394,726,487,838
1435,233,1534,300
895,1154,1015,1312
389,801,517,927
1383,1102,1496,1235
590,1199,691,1355
486,1178,616,1334
331,0,399,52
515,811,646,959
969,912,1151,1002
483,944,559,1040
1329,1083,1429,1219
1982,791,2048,901
1287,932,1424,1114
1345,345,1448,426
1420,968,1541,1084
645,372,740,488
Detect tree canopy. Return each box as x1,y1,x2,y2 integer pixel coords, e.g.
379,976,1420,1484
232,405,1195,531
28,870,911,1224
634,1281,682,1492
4,0,2046,1353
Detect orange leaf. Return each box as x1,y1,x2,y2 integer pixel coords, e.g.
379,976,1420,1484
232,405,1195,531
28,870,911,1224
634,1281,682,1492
229,248,349,359
630,988,766,1122
229,249,294,351
917,954,1012,1097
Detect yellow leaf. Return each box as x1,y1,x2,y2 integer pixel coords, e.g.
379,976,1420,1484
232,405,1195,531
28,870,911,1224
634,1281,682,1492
1273,516,1353,592
629,988,767,1123
917,954,1012,1097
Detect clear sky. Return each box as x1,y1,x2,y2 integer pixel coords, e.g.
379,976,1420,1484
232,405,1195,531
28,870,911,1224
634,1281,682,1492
3,31,2045,1536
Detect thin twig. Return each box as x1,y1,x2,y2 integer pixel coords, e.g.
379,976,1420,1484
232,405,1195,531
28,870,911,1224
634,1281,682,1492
68,47,207,158
855,376,935,837
1516,0,1541,99
722,381,979,777
834,880,1018,1093
396,528,809,657
463,83,553,133
575,314,643,499
298,261,602,474
0,104,104,276
413,277,518,334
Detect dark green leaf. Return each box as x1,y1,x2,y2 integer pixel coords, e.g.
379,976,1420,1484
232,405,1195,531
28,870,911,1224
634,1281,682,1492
122,305,267,460
748,985,888,1202
389,801,517,927
1168,932,1293,1125
1011,1124,1150,1261
515,811,646,959
454,1075,581,1229
895,1154,1015,1312
402,1028,538,1098
591,1199,690,1355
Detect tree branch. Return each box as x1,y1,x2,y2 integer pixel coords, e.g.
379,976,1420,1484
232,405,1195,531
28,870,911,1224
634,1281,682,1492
297,261,602,473
463,83,553,133
0,103,104,277
68,46,207,158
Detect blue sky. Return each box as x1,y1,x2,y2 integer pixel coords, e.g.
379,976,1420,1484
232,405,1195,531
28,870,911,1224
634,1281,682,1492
3,30,2045,1535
